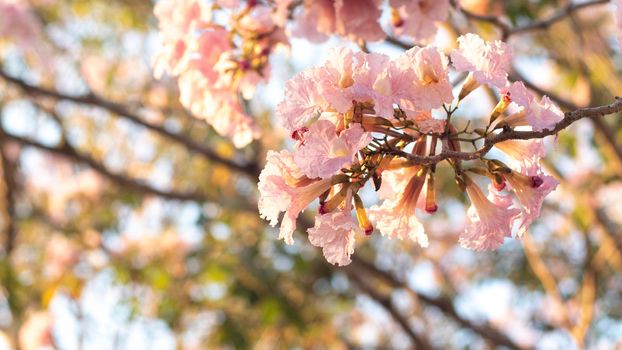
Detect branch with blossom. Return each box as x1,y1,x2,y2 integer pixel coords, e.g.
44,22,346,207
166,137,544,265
258,34,622,265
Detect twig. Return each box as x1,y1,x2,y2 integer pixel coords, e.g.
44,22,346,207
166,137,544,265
2,132,211,202
346,268,434,350
351,257,529,350
0,69,260,178
387,98,622,165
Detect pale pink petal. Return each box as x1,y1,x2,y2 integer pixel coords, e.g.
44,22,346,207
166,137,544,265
334,0,385,42
277,68,327,132
258,150,333,244
368,200,429,246
505,165,559,236
494,139,545,168
508,82,564,131
294,120,371,179
451,33,512,89
308,208,361,266
390,0,449,42
459,181,521,251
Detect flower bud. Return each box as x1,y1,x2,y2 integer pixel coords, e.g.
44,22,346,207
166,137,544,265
353,194,373,235
425,171,438,213
458,73,480,100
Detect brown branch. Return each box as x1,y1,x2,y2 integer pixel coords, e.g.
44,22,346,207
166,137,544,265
0,69,260,178
0,130,18,254
2,132,211,202
389,97,622,166
345,268,434,350
508,0,610,38
351,257,529,350
455,0,610,40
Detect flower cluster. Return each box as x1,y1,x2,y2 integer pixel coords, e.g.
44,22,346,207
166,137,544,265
152,0,288,147
259,34,562,265
289,0,449,43
152,1,453,148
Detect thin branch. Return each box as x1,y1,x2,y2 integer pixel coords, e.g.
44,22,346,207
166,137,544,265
509,0,610,37
455,0,610,40
351,257,529,350
0,69,260,178
2,132,210,202
0,130,18,254
388,97,622,166
345,269,434,350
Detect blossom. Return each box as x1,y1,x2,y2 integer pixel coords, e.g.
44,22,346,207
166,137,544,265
277,68,327,132
494,139,545,168
451,33,512,89
258,150,333,244
459,178,521,251
504,165,558,236
294,120,371,179
508,82,564,131
400,46,454,112
308,190,361,266
617,0,622,51
389,0,449,42
368,167,429,246
292,0,385,43
178,69,260,148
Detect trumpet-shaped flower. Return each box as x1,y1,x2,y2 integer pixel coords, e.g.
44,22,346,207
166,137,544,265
389,0,449,42
401,46,454,112
258,150,333,244
494,139,545,168
459,179,521,251
308,191,361,266
294,120,371,179
293,0,385,42
451,33,512,89
504,165,559,236
508,82,564,131
368,168,429,246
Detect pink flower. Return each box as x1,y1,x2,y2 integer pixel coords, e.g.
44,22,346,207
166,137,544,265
319,47,358,112
277,68,328,132
154,0,210,36
294,120,371,179
258,150,333,244
308,190,361,266
389,0,449,42
451,33,512,89
333,0,385,42
504,165,558,236
459,178,521,251
494,139,545,168
617,0,622,51
508,81,564,131
368,167,429,246
178,70,260,148
407,46,454,112
293,0,385,42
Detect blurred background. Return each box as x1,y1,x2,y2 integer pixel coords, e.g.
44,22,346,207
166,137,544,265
0,0,622,349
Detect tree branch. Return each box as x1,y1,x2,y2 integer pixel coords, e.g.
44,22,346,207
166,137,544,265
351,257,530,350
388,97,622,166
345,268,434,350
0,130,18,254
2,132,211,202
0,69,260,179
455,0,610,40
